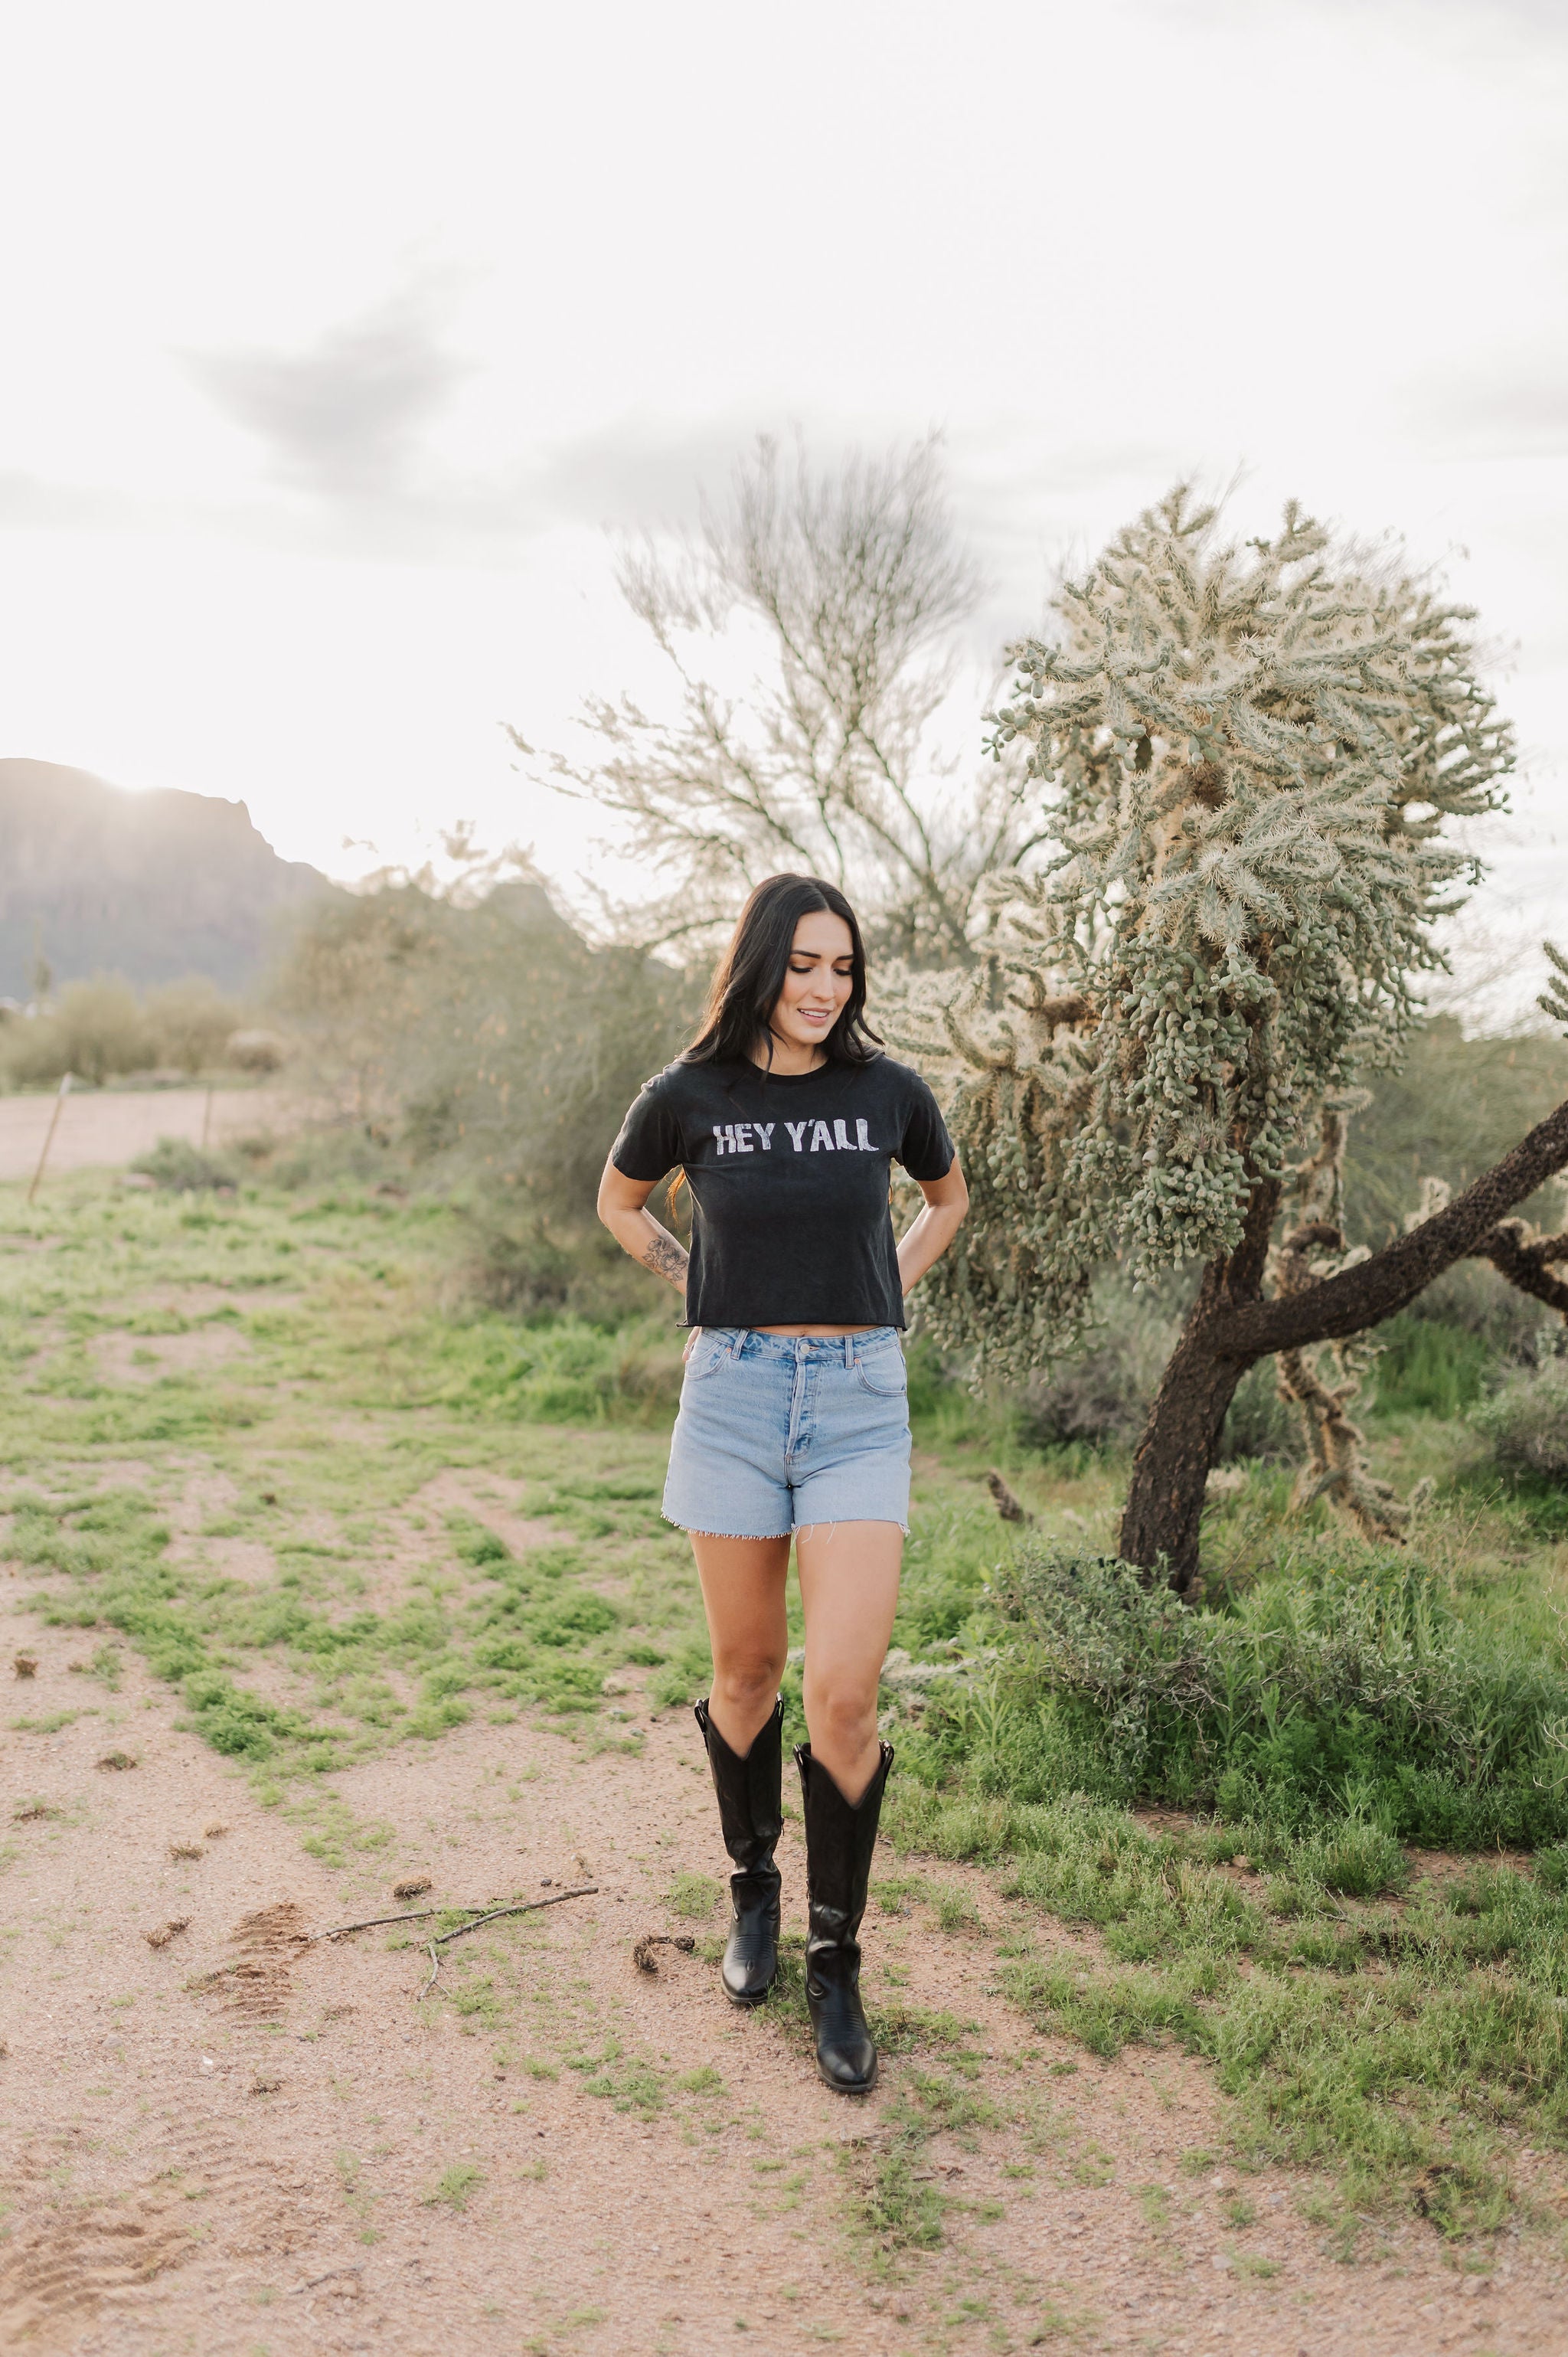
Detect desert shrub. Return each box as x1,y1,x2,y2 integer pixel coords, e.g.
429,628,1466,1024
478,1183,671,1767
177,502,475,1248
0,973,247,1086
952,1542,1568,1848
141,976,243,1073
2,976,153,1084
271,875,701,1263
1471,1358,1568,1482
1014,1272,1182,1450
129,1137,237,1192
1215,1360,1298,1463
1372,1314,1495,1418
1392,1254,1553,1361
1342,1015,1568,1250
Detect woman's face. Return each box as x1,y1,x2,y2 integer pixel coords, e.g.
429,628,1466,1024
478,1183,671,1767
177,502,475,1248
769,910,856,1054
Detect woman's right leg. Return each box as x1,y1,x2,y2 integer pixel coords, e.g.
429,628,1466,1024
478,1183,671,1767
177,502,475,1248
691,1534,792,1754
690,1534,792,2005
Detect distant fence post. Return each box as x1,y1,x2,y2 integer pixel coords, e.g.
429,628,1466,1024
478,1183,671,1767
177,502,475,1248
28,1071,73,1206
201,1082,214,1152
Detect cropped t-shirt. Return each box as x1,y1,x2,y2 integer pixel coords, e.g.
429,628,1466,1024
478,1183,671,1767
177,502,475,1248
610,1054,955,1329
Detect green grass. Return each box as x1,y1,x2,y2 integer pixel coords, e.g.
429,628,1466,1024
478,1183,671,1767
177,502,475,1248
6,1167,1568,2251
0,1175,707,1776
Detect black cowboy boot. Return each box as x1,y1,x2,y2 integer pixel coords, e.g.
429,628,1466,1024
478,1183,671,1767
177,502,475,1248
795,1740,893,2094
694,1696,783,2006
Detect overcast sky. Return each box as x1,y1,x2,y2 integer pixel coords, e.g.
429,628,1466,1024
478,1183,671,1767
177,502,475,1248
2,0,1564,1013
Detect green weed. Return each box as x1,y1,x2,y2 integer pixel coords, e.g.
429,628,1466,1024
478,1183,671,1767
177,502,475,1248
422,2161,483,2211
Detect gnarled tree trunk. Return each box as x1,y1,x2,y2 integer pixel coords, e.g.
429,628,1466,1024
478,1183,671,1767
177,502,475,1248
1117,1097,1568,1593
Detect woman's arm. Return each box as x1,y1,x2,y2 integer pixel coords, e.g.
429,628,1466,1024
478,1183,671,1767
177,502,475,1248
596,1159,688,1293
897,1159,969,1297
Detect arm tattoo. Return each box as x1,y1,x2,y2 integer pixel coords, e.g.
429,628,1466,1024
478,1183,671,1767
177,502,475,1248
639,1229,689,1290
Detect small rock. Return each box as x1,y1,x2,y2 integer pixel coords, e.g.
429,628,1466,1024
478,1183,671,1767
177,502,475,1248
200,2055,216,2071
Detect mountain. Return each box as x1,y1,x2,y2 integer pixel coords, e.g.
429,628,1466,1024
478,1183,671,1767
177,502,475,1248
0,759,338,996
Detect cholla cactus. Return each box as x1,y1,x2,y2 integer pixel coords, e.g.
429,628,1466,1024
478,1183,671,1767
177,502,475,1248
884,487,1513,1380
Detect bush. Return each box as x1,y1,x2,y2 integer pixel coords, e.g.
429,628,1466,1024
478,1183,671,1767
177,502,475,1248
1374,1313,1495,1417
269,876,701,1284
1216,1360,1298,1463
2,977,153,1084
958,1541,1568,1848
1471,1358,1568,1481
129,1137,237,1192
0,973,247,1087
1014,1272,1181,1449
141,977,243,1073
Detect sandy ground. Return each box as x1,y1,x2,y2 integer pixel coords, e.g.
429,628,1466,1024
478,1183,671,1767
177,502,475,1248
0,1089,300,1183
3,1570,1568,2357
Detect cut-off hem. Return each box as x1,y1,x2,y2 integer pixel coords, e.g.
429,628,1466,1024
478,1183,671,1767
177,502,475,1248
665,1513,910,1540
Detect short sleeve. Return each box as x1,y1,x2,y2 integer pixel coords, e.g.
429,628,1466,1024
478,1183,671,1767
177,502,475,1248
897,1074,955,1182
610,1074,684,1182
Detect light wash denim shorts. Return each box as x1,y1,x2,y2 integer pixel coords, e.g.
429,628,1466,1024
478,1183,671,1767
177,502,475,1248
663,1327,911,1538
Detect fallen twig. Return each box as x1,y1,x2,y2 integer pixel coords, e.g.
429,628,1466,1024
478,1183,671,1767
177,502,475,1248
306,1904,493,1944
288,2265,362,2297
430,1885,597,1949
409,1884,599,2001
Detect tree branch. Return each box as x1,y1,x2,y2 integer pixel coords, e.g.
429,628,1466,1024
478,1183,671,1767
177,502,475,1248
1210,1096,1568,1356
1470,1222,1568,1319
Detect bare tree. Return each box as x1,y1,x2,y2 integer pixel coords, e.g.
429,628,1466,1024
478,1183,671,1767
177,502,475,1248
512,434,1042,962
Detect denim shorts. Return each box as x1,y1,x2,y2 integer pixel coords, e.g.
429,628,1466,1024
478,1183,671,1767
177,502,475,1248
663,1327,911,1538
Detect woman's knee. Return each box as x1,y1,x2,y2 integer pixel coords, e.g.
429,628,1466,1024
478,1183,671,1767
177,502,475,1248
712,1651,786,1706
802,1675,878,1748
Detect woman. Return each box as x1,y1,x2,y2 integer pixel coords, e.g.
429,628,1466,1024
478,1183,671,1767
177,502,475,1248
597,872,968,2094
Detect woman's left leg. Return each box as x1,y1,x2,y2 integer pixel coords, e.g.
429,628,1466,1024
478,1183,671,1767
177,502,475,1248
795,1521,903,1800
794,1520,903,2092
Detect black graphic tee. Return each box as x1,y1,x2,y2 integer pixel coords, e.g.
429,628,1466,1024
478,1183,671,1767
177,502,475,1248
610,1055,955,1329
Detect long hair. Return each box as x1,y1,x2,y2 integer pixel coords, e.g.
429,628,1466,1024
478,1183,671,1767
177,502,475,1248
682,874,882,1069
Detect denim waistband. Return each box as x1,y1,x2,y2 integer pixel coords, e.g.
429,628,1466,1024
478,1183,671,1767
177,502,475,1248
698,1326,897,1366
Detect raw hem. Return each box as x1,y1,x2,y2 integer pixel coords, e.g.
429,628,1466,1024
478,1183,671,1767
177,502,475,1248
664,1513,910,1539
663,1514,792,1540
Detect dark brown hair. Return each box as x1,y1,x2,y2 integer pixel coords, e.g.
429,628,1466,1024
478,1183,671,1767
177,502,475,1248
682,874,881,1069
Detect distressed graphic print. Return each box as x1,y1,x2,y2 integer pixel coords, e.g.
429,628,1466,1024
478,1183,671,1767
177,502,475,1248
710,1120,875,1155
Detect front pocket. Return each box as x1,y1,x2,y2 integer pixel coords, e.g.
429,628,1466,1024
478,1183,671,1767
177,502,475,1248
686,1333,733,1381
854,1348,906,1398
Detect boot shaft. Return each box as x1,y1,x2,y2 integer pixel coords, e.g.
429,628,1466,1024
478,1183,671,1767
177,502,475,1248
794,1741,893,1940
694,1696,784,1872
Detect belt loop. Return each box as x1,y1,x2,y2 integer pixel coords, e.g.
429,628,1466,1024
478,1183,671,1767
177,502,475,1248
844,1332,853,1371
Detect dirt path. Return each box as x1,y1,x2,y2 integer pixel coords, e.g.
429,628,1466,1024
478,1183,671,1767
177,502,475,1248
3,1607,1565,2355
0,1087,299,1182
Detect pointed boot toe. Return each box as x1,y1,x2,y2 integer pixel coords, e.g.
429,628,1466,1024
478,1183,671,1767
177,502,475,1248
720,1863,780,2006
806,1951,879,2091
